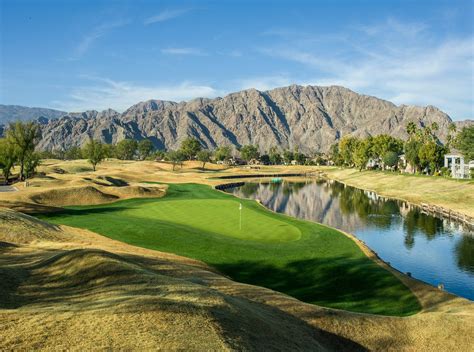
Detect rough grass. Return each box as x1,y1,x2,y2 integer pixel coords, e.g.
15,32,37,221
321,167,474,218
38,183,421,316
2,213,358,351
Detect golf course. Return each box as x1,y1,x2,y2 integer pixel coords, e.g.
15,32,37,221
38,182,421,315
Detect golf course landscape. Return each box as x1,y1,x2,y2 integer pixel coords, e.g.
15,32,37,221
1,160,473,350
37,182,421,315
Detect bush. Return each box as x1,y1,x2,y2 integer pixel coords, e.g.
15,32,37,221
440,167,451,177
383,151,399,168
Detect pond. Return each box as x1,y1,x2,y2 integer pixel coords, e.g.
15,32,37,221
225,180,474,301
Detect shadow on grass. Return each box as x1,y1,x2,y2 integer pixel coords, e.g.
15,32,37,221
214,256,422,316
37,206,131,218
0,247,368,351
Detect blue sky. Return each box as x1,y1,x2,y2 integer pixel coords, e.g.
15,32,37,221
1,0,473,120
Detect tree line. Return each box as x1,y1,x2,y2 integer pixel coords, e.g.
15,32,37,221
77,137,315,171
329,122,473,176
1,120,473,182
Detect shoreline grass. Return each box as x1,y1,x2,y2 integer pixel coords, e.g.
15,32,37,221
320,167,474,218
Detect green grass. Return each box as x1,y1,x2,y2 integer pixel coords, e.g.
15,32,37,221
37,183,421,316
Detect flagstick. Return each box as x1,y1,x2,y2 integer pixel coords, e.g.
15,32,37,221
239,203,242,231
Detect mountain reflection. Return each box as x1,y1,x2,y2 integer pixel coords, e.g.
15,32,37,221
228,180,474,279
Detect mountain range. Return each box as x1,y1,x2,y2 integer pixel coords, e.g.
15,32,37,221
1,85,472,153
0,105,66,125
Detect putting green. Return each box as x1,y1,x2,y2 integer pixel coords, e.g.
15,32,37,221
37,183,421,316
131,199,301,242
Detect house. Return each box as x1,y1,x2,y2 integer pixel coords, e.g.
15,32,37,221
366,157,380,169
398,154,418,174
227,157,246,166
247,158,261,165
444,150,473,179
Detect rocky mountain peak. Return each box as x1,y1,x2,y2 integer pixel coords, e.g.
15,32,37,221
6,84,469,153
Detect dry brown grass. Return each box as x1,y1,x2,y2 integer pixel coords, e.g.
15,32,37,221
319,167,474,218
1,160,473,351
1,208,472,351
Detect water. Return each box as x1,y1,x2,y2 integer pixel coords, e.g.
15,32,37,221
226,180,474,300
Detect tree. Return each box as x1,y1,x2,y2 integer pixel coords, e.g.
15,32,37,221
24,151,41,178
418,140,446,174
197,150,212,170
180,138,201,160
214,146,232,162
406,121,417,136
152,150,166,161
455,126,474,161
268,146,282,165
115,139,138,160
282,150,294,164
447,123,457,148
83,139,105,171
352,138,372,171
329,143,343,166
383,151,399,169
240,145,259,162
138,139,154,160
7,121,40,180
102,143,116,159
405,139,422,173
64,146,83,160
372,135,403,163
0,138,17,183
294,151,306,165
338,136,359,166
167,150,186,171
259,154,270,165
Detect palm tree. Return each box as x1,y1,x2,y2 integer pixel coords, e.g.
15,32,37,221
447,123,457,148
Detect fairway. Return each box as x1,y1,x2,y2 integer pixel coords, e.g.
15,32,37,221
38,183,421,316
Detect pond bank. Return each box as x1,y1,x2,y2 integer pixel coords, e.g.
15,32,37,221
319,168,474,228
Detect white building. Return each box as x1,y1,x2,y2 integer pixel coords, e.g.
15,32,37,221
444,150,473,179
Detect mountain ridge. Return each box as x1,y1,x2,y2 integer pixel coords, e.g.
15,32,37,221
0,104,67,125
1,85,472,152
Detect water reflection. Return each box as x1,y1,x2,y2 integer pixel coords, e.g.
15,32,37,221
226,180,474,300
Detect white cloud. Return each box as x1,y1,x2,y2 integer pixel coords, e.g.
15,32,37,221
52,77,221,112
237,75,293,91
144,9,191,25
357,18,428,38
72,20,130,59
260,19,474,120
161,47,206,56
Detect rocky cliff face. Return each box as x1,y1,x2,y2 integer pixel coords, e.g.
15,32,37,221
27,85,462,152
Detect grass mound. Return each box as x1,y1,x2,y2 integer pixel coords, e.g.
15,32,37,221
30,186,119,206
0,208,65,244
39,183,421,316
0,209,364,351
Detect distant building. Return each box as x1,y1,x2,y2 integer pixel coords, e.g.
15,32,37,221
444,150,473,179
227,157,246,166
366,157,380,169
